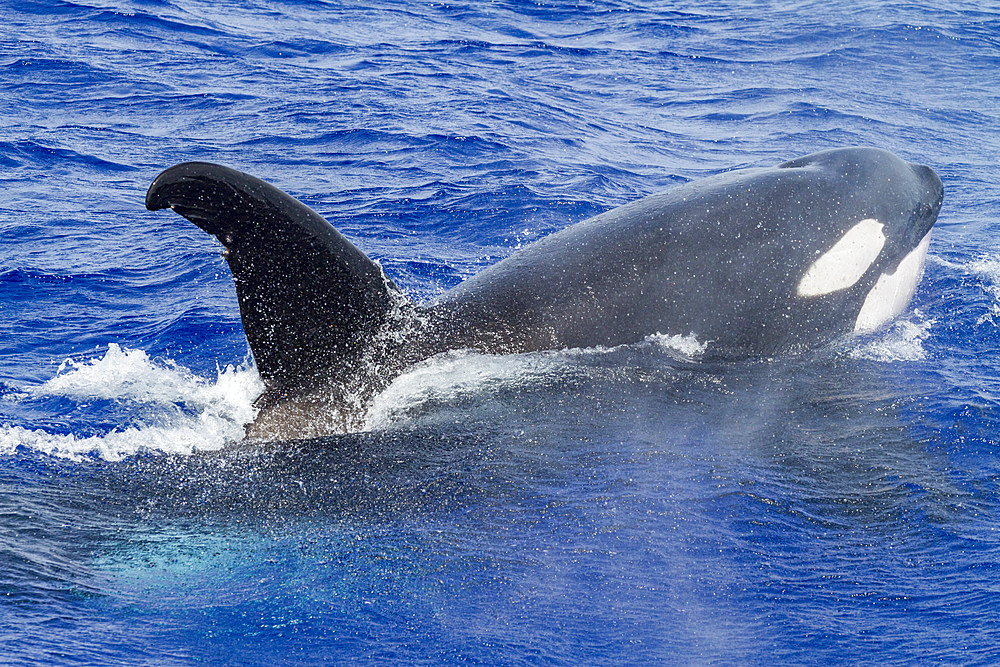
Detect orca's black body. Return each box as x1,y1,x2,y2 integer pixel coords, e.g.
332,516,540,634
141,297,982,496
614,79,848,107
146,148,943,437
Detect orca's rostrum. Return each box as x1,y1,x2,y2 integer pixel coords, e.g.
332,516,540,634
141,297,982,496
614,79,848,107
146,148,943,439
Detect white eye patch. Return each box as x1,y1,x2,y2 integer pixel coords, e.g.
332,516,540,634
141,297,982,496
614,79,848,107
797,218,886,297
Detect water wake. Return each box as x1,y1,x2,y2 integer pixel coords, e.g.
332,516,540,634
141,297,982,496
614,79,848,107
0,325,927,460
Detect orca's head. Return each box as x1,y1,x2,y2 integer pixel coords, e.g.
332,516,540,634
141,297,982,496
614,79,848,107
787,148,943,333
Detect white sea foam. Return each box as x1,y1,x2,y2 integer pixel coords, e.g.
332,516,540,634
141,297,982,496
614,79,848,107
1,344,263,461
848,313,934,362
644,332,708,358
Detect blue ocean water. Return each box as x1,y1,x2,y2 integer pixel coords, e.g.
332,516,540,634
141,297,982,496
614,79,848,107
2,0,1000,663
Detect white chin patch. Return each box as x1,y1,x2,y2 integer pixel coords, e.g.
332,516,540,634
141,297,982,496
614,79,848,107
854,232,932,333
797,218,886,297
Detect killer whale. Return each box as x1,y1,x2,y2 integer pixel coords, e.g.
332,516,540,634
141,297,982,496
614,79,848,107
146,147,943,438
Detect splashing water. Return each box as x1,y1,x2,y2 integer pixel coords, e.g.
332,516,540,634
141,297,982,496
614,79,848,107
0,344,263,460
848,314,935,362
644,332,709,357
1,324,929,458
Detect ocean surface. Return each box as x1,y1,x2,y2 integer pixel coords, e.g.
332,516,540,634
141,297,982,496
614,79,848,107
2,0,1000,663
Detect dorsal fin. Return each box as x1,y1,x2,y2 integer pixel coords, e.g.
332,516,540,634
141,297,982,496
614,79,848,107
146,162,410,397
